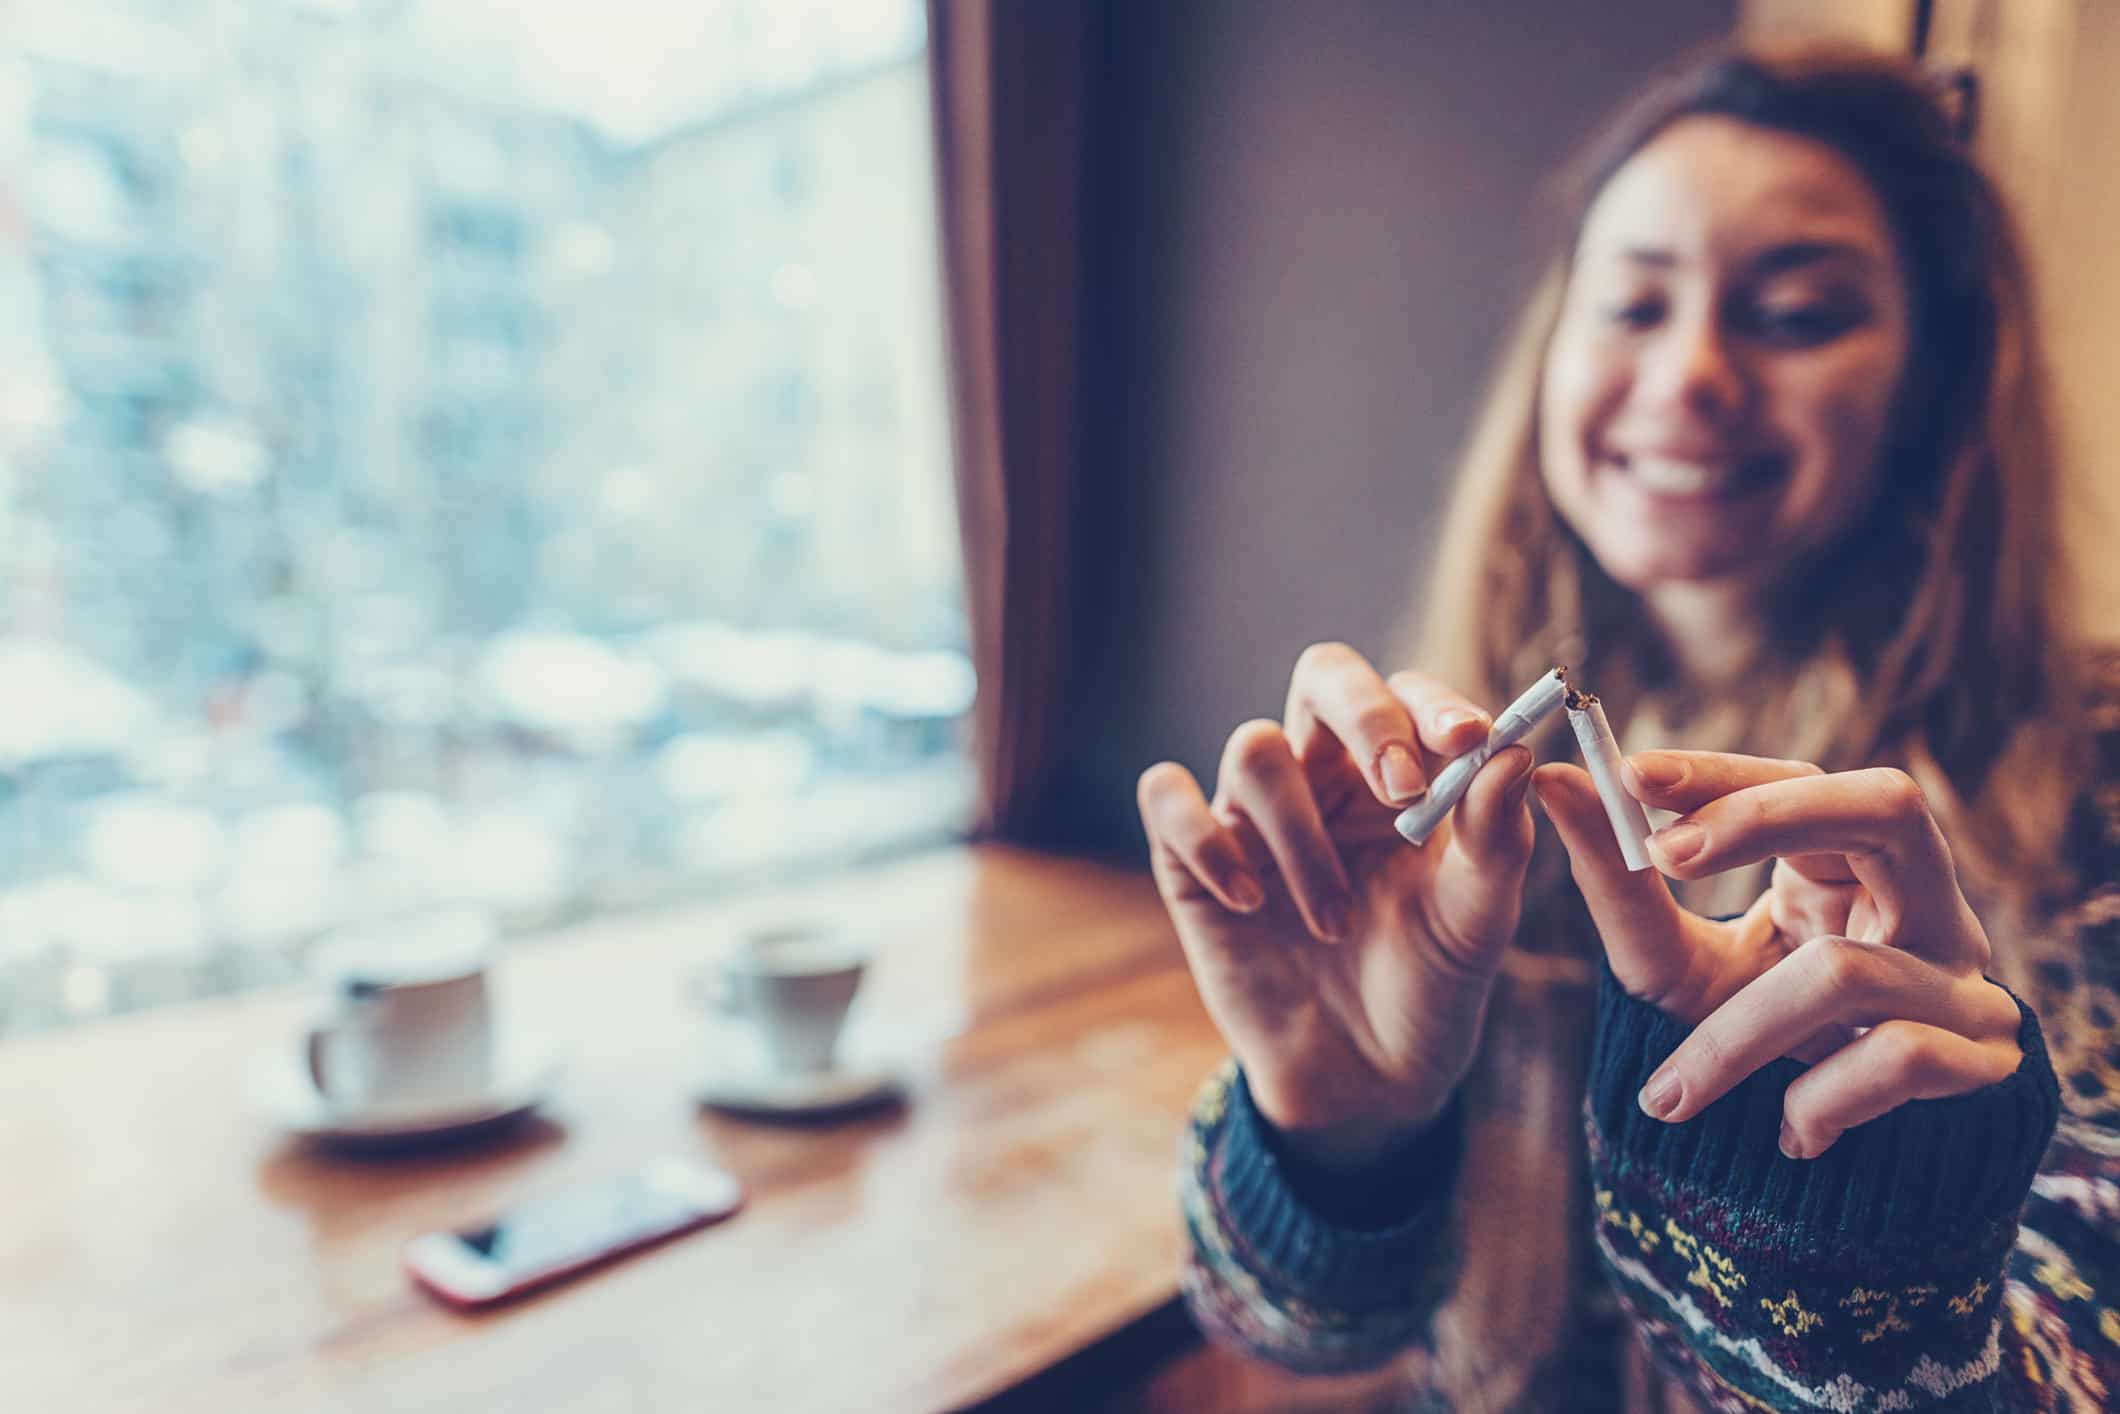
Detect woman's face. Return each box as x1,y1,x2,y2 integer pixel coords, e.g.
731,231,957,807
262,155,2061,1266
1537,116,1911,593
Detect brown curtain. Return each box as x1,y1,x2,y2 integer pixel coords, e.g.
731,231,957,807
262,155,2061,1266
927,0,1089,840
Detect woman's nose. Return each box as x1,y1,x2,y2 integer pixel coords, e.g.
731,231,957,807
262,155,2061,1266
1642,314,1747,426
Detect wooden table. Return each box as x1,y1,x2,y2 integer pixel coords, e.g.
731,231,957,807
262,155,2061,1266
0,846,1243,1413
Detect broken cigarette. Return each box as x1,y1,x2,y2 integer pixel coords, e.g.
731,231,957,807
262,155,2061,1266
1565,686,1653,871
1394,667,1570,845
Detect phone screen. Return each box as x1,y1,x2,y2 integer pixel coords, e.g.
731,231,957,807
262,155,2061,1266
451,1162,740,1281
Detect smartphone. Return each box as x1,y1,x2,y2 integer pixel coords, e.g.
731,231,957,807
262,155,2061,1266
404,1157,745,1310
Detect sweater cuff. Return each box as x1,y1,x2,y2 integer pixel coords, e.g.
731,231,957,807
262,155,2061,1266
1587,963,2061,1246
1583,968,2061,1404
1249,1081,1465,1231
1199,1065,1464,1309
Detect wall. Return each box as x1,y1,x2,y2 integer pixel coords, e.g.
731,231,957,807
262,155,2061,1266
1923,0,2120,633
1050,0,1739,850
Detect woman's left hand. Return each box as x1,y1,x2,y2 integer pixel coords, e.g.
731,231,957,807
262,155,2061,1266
1533,750,2025,1159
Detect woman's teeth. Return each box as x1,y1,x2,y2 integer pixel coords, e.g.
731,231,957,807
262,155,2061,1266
1626,456,1745,495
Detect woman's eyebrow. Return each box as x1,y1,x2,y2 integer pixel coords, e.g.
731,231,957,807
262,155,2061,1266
1610,239,1882,277
1747,239,1880,278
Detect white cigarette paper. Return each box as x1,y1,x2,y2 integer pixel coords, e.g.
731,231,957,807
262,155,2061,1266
1394,668,1570,845
1567,695,1653,871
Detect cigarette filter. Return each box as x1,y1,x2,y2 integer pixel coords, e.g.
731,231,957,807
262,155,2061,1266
1394,667,1570,845
1566,691,1653,871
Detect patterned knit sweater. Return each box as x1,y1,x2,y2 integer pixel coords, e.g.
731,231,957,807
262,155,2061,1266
1179,675,2120,1411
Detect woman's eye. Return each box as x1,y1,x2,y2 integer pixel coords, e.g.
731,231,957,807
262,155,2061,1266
1747,302,1862,346
1603,298,1664,330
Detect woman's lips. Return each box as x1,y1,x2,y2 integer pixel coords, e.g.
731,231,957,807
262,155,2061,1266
1607,451,1785,502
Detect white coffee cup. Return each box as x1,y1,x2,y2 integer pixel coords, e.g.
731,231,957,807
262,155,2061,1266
714,923,871,1075
305,911,497,1111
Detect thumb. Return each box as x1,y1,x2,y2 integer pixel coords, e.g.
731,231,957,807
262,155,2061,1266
1430,745,1536,950
1531,763,1692,1006
1445,745,1536,871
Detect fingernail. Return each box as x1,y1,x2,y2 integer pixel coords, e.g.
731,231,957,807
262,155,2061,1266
1438,708,1488,738
1779,1121,1804,1160
1316,898,1351,943
1639,1068,1681,1120
1225,873,1265,913
1627,754,1683,791
1651,822,1705,867
1377,743,1426,804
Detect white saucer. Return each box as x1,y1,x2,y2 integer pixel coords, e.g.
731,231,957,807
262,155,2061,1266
694,1014,916,1118
251,1028,563,1143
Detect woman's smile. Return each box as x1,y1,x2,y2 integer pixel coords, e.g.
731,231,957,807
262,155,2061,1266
1602,449,1787,501
1538,115,1909,596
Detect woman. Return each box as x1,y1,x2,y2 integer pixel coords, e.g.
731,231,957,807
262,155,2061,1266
1137,46,2120,1411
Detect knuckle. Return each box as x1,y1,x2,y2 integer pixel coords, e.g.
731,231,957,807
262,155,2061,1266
1967,926,1994,973
1730,789,1775,837
1964,978,2021,1041
1866,1021,1932,1085
1768,888,1799,938
1866,767,1929,823
1384,668,1432,702
1351,702,1410,750
1978,1038,2023,1086
1684,1026,1732,1084
1805,935,1879,998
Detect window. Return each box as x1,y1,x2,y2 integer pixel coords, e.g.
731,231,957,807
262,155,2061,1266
0,0,970,1035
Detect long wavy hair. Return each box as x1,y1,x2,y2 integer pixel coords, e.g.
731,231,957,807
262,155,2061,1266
1414,46,2090,914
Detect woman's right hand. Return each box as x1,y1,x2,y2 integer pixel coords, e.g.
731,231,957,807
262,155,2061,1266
1138,644,1539,1176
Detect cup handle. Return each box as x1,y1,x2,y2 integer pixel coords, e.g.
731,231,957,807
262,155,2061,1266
304,1017,334,1095
304,991,379,1095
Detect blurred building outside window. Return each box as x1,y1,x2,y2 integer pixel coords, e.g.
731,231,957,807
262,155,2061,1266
0,0,972,1036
